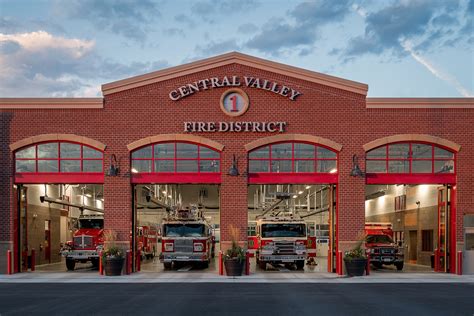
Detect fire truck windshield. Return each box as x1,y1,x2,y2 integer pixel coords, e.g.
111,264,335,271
79,219,104,229
163,224,206,237
261,224,306,238
366,234,394,244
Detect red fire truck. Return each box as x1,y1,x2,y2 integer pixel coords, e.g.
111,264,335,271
62,214,104,271
365,222,404,270
137,225,158,260
159,206,215,269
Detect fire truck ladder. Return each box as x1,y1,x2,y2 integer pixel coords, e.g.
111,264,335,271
39,196,104,213
256,192,292,219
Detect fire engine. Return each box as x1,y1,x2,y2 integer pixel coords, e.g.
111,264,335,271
62,214,104,271
159,206,215,269
254,192,321,270
137,225,158,260
365,222,404,270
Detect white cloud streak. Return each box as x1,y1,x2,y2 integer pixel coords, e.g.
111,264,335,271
401,40,473,97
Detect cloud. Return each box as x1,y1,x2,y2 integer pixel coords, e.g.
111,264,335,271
341,0,468,59
191,0,259,20
244,0,353,56
174,14,196,28
195,39,240,56
401,40,473,97
0,31,169,97
237,23,258,34
56,0,160,41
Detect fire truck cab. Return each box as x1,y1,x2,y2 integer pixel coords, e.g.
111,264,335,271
365,222,404,270
256,214,308,270
159,206,215,269
62,214,104,271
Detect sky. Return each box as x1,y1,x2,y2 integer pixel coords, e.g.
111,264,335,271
0,0,472,98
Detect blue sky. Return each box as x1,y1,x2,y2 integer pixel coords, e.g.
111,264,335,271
0,0,472,97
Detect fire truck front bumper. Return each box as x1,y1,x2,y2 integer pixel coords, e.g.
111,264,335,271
160,252,209,263
64,250,100,260
259,254,306,263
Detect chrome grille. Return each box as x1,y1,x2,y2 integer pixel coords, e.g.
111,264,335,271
275,241,295,255
380,248,395,255
173,239,193,253
73,235,93,249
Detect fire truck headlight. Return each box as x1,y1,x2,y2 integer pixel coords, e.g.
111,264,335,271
193,242,204,252
164,242,174,252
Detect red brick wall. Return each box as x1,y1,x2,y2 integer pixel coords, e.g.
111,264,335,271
1,63,473,253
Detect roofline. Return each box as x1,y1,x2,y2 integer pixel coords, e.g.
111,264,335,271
101,52,368,96
0,98,103,109
366,97,474,109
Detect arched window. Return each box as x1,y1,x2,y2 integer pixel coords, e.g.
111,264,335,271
248,142,338,184
130,142,221,184
14,142,104,183
365,142,456,184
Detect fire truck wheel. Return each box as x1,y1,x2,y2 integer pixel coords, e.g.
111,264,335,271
163,262,172,270
66,259,76,271
258,261,267,270
395,262,404,271
296,260,305,270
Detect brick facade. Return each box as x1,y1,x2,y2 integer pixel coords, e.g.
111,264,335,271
1,53,473,274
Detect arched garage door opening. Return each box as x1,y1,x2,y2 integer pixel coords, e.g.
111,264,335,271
129,138,222,273
246,137,340,273
364,138,458,274
12,138,105,273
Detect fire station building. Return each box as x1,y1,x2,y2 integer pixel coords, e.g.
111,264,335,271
1,52,473,275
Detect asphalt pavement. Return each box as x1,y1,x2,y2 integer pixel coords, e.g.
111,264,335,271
0,283,473,315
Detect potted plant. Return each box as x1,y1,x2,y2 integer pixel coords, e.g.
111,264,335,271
344,237,368,277
101,230,125,276
223,225,246,276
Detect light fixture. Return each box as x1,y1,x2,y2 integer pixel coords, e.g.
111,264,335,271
350,154,365,178
329,168,337,174
292,195,298,198
131,168,138,173
85,193,92,198
107,154,119,176
298,191,303,195
162,190,167,194
228,154,239,176
305,185,311,190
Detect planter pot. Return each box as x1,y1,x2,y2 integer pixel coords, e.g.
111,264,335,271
344,258,367,277
224,258,244,276
104,257,124,276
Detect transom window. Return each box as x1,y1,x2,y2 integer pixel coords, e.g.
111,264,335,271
248,142,338,173
366,143,455,174
131,142,220,173
15,142,103,173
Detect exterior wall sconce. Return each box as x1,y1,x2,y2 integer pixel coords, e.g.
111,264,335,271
350,154,365,177
107,154,120,176
228,154,240,176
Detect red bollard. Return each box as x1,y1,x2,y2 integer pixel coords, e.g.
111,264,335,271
457,251,463,275
30,249,36,272
137,250,141,272
365,253,370,275
99,251,103,275
245,251,250,275
7,250,12,275
218,251,223,276
337,250,343,275
126,250,131,275
327,249,332,273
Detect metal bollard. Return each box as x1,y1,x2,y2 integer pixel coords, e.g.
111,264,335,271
434,248,439,272
245,251,250,275
365,253,370,276
22,251,28,272
457,251,462,275
31,249,36,272
137,250,141,272
126,250,131,275
7,250,12,275
99,251,103,275
218,251,223,276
